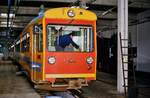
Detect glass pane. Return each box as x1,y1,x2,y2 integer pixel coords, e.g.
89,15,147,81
21,34,27,52
47,25,93,52
38,33,43,52
47,27,56,51
34,25,43,52
26,33,30,52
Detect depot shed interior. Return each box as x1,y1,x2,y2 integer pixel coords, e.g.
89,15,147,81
0,0,150,98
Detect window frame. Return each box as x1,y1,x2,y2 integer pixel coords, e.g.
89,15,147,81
33,24,43,52
46,24,94,52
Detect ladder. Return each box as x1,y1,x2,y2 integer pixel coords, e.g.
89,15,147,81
119,32,129,96
119,33,137,97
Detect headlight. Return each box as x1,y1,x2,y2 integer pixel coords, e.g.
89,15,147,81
86,57,94,64
48,56,56,64
67,10,75,17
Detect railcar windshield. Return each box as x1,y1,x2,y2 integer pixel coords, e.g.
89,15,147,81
47,25,94,52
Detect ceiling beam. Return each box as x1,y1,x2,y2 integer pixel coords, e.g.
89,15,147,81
130,0,150,3
0,24,24,28
20,0,117,6
0,0,150,9
0,6,118,21
20,0,150,9
0,5,141,22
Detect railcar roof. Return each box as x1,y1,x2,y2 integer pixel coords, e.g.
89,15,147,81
22,7,97,33
44,7,97,21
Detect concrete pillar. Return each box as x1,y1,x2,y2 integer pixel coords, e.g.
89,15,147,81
117,0,128,93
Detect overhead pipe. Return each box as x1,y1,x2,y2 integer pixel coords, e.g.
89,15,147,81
70,0,96,8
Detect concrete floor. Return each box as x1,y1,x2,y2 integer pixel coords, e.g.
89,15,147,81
1,58,149,98
0,59,125,98
82,72,125,98
135,71,150,98
0,59,40,98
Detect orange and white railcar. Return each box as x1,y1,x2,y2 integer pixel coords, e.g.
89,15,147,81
11,7,97,90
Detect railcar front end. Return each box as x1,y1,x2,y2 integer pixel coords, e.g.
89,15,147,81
41,8,97,89
10,7,97,91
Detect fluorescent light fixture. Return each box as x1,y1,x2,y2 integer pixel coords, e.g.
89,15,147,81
11,45,14,48
0,22,13,25
1,22,10,24
0,13,15,18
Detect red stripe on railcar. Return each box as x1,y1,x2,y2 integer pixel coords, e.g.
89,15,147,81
45,19,95,25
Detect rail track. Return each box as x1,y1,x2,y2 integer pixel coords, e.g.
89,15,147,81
36,89,87,98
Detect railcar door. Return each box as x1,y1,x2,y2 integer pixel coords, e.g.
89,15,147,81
32,24,43,82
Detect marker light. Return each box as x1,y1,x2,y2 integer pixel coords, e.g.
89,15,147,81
48,56,56,64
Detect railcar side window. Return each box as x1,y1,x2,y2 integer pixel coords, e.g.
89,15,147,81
38,25,43,52
21,35,27,52
34,24,43,52
21,33,30,52
26,33,30,52
35,33,43,52
47,25,94,52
